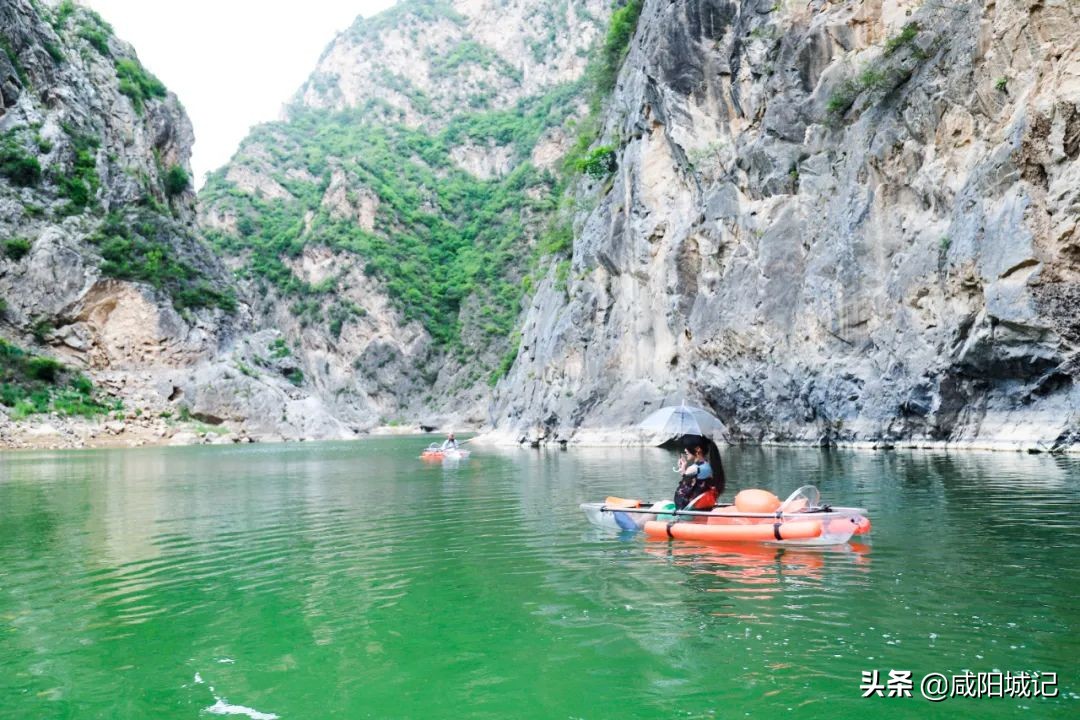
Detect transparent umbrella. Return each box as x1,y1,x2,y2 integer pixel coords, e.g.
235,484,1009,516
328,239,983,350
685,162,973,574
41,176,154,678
637,401,725,439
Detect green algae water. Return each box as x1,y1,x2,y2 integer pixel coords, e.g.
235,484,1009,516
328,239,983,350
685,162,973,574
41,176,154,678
1,438,1077,719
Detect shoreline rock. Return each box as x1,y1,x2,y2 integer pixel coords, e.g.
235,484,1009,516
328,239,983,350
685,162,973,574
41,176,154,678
469,427,1079,455
2,414,1073,454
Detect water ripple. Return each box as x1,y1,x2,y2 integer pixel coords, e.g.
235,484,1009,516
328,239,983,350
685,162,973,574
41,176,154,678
1,441,1078,718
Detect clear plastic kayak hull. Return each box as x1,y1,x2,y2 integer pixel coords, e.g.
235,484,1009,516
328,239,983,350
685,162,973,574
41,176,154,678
580,501,674,531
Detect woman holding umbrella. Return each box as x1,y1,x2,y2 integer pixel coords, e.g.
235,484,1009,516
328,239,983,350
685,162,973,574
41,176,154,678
674,441,726,510
637,401,728,510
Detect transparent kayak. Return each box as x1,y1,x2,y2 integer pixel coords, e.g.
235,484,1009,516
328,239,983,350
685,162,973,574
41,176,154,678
420,444,471,461
581,486,871,546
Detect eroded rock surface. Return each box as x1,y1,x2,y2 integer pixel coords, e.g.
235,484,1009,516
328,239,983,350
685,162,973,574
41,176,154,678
198,0,612,433
491,0,1080,451
0,0,349,443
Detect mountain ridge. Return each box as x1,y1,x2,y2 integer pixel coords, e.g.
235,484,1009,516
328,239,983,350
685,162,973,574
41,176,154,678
197,0,612,432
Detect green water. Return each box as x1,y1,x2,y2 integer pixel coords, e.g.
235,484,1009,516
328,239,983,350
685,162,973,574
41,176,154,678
1,439,1077,719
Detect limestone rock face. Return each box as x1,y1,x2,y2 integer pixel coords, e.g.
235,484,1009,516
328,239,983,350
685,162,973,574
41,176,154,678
449,141,515,180
0,0,350,442
491,0,1080,451
298,0,607,119
199,0,612,432
0,0,228,363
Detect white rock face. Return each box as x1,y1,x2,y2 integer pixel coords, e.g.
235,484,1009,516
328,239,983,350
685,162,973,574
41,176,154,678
490,0,1080,452
321,169,380,230
224,164,292,200
531,127,572,171
298,0,608,120
57,280,215,370
449,142,515,179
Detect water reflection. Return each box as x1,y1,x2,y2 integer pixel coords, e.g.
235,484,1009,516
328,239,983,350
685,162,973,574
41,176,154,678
648,541,824,588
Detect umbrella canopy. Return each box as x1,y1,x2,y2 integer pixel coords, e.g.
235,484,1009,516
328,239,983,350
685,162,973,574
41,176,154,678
637,402,725,440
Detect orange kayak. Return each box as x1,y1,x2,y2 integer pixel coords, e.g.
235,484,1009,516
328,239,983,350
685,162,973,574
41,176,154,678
644,518,823,542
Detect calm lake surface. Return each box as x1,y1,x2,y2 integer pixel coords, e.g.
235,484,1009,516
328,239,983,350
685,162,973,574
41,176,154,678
1,437,1077,719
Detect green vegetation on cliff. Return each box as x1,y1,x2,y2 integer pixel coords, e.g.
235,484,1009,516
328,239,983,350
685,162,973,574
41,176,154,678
203,84,580,347
827,22,928,120
0,36,31,87
56,126,100,215
595,0,643,96
3,237,32,260
115,57,167,114
0,134,42,187
563,0,643,177
0,339,115,419
573,144,617,177
90,211,237,312
164,165,190,197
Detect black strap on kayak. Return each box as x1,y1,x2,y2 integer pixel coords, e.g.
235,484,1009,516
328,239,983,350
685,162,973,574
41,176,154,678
666,521,676,539
772,523,783,541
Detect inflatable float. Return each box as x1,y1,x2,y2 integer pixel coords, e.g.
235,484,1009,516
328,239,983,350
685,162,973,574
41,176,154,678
581,486,871,546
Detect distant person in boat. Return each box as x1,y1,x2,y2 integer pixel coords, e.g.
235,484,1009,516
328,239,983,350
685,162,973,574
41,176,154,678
440,432,458,451
674,443,726,510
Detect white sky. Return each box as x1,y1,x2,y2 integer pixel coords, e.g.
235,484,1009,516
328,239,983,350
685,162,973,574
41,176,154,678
82,0,398,186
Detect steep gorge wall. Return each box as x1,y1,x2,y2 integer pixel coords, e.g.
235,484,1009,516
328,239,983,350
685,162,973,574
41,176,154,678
199,0,611,430
491,0,1080,451
0,0,352,445
6,0,1076,450
0,0,213,353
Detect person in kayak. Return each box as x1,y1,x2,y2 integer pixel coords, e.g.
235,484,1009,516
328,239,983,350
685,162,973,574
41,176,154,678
674,443,726,510
440,432,458,451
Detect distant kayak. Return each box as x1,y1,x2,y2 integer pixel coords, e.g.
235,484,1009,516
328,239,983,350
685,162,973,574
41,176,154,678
582,486,871,546
420,444,471,461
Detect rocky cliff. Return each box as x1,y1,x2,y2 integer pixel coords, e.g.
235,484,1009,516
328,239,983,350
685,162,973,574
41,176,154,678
0,0,352,446
5,0,1077,451
490,0,1080,451
199,0,610,430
